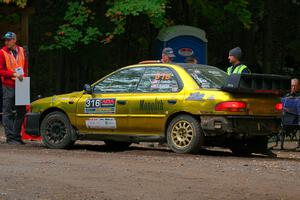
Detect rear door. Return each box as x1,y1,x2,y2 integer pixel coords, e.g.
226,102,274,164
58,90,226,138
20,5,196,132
75,67,145,135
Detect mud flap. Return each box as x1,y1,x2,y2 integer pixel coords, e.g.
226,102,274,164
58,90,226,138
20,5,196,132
25,112,41,136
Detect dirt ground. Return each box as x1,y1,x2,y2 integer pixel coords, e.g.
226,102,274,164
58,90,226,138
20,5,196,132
0,130,300,200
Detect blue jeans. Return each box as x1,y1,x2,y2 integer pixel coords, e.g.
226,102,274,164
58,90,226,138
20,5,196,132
2,86,26,142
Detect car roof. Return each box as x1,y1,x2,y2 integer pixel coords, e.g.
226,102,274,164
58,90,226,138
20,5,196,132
125,62,222,72
175,63,222,70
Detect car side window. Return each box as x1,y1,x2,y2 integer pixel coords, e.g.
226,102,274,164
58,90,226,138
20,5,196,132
93,67,145,93
137,67,179,93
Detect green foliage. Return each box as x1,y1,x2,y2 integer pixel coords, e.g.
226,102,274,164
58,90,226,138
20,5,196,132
40,1,102,51
0,0,27,8
64,1,89,26
40,0,255,50
105,0,167,39
224,0,252,29
2,0,254,51
82,27,102,45
42,0,168,49
188,0,224,22
187,0,252,29
0,13,20,23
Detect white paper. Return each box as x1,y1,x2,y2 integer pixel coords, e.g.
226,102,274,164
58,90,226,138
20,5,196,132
15,77,30,105
15,67,24,75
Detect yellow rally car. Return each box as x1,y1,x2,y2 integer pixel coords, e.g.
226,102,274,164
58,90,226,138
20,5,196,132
25,63,287,155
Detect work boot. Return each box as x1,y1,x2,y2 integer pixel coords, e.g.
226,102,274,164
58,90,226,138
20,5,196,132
19,140,26,145
7,140,23,145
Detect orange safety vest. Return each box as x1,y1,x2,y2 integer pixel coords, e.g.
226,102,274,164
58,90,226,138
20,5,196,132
1,47,25,79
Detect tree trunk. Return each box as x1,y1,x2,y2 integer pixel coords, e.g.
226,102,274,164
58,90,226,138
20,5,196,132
263,0,273,73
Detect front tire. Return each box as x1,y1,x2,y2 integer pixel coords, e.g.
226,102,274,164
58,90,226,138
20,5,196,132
167,114,204,154
40,111,76,149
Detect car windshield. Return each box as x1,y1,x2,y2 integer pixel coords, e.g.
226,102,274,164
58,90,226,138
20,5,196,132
180,63,228,89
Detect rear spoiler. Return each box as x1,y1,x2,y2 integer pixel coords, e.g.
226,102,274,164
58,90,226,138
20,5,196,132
221,73,291,95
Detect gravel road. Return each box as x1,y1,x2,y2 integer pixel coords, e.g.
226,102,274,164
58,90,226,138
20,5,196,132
0,132,300,200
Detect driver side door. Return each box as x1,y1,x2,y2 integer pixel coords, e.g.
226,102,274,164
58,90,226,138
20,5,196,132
75,67,145,135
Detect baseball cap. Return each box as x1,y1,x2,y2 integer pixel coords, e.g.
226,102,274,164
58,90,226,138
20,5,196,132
3,32,16,40
162,47,176,58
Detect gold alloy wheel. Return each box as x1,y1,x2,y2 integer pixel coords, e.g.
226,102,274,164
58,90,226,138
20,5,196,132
171,120,194,148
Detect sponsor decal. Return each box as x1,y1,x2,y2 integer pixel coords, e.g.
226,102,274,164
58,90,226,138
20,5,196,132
150,79,159,89
59,97,70,102
50,96,57,106
207,95,215,100
150,79,174,90
208,70,223,77
178,48,194,57
85,118,116,129
85,98,116,114
201,83,210,88
140,99,164,112
186,92,205,101
155,73,171,80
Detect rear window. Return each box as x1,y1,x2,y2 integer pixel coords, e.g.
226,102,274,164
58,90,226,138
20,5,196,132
184,65,227,89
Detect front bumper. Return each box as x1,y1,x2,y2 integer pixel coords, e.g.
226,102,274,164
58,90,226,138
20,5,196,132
200,115,280,136
25,112,41,136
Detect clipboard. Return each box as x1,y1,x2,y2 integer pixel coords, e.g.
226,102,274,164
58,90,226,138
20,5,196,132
15,77,30,105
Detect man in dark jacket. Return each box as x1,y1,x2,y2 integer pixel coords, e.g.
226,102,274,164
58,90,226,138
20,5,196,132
227,47,251,75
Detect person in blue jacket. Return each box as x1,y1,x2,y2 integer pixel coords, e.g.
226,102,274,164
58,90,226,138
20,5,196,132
285,78,300,97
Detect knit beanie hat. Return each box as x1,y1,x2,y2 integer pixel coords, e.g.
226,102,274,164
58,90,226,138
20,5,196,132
229,47,242,60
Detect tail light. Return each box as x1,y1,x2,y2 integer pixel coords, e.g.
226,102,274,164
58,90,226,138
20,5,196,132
275,103,282,111
215,101,246,112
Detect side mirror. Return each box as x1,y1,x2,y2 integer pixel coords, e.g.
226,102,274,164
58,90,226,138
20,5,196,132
83,84,93,94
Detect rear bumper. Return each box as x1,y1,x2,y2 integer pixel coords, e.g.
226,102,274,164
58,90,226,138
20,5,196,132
25,112,41,136
200,115,280,136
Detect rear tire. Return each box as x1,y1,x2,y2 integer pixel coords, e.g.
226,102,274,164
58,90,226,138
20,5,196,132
167,114,204,154
40,111,76,149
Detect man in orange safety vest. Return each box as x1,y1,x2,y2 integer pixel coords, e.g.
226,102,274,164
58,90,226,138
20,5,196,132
0,32,28,145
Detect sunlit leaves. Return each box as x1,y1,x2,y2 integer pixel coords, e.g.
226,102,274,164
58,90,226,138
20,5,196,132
39,0,254,50
105,0,167,39
0,0,27,8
